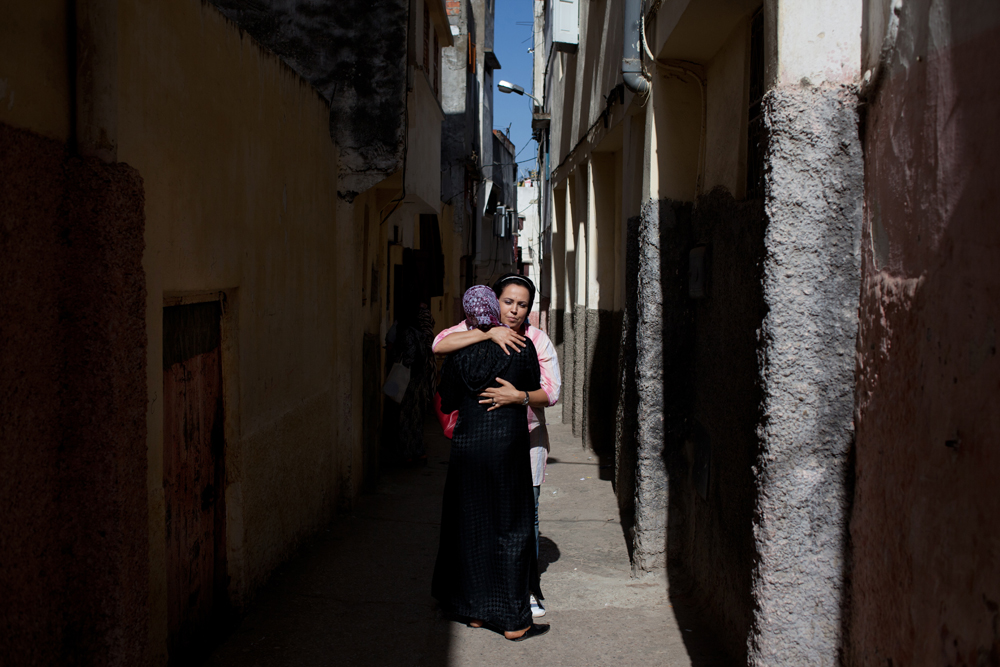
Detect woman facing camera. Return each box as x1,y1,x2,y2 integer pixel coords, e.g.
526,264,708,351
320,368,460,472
432,286,549,641
433,273,561,619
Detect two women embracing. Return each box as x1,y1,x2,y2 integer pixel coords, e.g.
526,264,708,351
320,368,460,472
431,274,561,641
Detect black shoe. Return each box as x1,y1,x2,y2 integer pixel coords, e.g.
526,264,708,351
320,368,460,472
508,624,550,642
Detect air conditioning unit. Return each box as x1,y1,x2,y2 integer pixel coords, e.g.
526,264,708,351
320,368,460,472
494,206,507,238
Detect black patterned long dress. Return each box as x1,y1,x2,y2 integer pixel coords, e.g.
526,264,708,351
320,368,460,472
432,338,542,632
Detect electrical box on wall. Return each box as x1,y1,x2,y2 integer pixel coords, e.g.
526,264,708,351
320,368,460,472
553,0,578,52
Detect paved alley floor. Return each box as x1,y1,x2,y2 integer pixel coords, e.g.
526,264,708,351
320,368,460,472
206,421,725,666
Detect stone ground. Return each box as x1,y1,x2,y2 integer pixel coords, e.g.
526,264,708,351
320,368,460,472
205,420,729,666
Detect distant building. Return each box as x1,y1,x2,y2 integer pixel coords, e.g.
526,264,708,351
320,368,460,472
439,0,516,328
516,178,543,328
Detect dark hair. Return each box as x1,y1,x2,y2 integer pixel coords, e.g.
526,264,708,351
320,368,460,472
492,273,535,313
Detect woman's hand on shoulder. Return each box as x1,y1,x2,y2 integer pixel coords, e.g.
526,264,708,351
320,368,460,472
487,327,526,355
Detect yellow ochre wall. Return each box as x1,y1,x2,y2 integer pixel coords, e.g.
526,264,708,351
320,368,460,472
3,0,375,661
0,1,71,140
114,1,354,659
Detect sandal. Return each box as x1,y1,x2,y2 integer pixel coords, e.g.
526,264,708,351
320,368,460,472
507,624,550,642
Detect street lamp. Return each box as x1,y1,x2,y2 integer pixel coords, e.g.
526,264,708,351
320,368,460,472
497,80,539,103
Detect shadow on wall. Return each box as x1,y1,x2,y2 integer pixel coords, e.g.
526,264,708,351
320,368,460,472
612,216,641,560
612,190,768,663
660,190,768,664
587,309,623,480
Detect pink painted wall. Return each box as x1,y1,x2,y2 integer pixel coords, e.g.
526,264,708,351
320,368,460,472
849,2,1000,664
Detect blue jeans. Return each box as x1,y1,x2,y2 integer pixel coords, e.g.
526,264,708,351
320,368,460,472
533,485,541,559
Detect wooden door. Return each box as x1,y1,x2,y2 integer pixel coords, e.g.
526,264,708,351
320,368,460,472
162,301,226,661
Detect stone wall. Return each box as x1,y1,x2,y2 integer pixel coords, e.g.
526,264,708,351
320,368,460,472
0,123,148,665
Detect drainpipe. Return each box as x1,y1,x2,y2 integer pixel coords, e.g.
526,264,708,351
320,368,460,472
622,0,650,94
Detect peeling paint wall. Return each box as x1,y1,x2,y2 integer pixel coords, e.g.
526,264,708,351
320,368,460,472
208,0,409,195
846,1,1000,663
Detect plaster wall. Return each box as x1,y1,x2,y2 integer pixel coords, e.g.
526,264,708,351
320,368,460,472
406,73,445,214
559,178,578,426
652,74,701,202
749,84,863,666
704,21,749,197
0,1,71,141
440,4,474,237
208,0,409,195
546,0,624,180
847,1,1000,663
774,0,862,86
581,153,621,453
0,123,149,666
548,183,568,425
571,166,590,436
114,1,347,657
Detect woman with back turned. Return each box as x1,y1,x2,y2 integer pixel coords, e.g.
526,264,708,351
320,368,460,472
432,286,549,641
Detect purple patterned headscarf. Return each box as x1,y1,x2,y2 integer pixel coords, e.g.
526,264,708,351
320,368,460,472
463,285,505,330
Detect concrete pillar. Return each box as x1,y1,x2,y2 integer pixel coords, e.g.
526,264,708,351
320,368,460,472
748,0,862,663
613,114,646,530
630,100,669,572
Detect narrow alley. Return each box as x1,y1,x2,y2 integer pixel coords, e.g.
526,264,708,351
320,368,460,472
205,420,720,667
4,0,998,663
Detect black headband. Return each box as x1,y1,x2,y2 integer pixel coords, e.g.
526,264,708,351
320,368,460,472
496,275,533,291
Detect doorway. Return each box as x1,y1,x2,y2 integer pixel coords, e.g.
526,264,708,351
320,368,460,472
162,300,228,662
